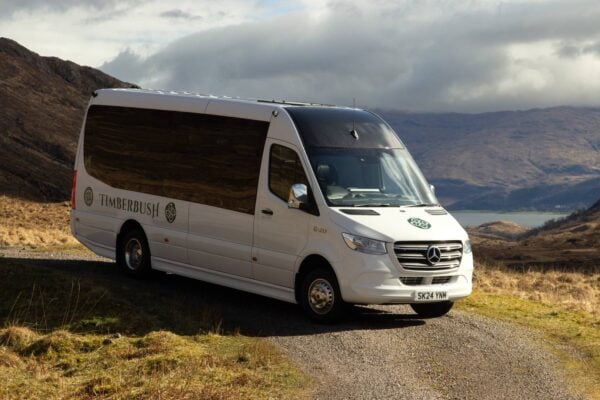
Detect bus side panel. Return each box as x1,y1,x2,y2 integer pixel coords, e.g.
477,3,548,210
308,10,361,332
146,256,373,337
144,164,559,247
73,171,189,264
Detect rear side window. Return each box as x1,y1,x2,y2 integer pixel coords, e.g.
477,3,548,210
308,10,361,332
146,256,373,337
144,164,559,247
84,105,268,214
269,144,309,202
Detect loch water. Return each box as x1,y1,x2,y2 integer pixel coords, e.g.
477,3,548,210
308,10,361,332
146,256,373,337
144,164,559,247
450,211,570,228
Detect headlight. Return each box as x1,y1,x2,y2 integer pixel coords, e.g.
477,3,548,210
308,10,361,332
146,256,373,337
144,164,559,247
463,239,472,254
342,233,387,255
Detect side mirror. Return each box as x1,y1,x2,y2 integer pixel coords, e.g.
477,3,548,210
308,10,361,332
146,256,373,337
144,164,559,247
288,183,308,209
429,184,436,195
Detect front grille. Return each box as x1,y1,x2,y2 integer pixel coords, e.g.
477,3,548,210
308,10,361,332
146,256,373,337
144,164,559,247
399,276,454,286
394,241,463,271
432,276,452,284
399,277,424,286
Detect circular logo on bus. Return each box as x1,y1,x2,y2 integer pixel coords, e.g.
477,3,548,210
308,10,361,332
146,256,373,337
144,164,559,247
408,217,431,229
83,187,93,206
165,202,176,223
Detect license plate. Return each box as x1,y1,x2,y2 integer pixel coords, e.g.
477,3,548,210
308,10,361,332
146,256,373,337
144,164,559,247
414,291,447,301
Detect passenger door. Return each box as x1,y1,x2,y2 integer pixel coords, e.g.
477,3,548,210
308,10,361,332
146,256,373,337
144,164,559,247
252,140,314,287
187,108,270,279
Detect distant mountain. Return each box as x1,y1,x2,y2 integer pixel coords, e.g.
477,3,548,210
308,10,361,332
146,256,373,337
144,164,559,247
379,108,600,211
0,37,136,201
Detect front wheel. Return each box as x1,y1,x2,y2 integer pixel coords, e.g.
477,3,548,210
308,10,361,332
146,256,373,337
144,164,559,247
410,301,454,318
117,228,152,277
300,267,346,323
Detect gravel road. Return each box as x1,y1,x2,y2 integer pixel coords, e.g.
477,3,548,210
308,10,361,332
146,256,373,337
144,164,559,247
0,249,582,399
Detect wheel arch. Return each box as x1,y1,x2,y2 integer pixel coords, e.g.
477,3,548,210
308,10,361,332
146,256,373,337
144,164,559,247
116,219,146,256
294,254,337,303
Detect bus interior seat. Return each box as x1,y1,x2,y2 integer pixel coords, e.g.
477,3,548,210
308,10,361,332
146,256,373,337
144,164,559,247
316,164,348,199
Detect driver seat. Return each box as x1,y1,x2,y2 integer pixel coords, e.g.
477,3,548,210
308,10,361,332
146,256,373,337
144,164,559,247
316,164,347,199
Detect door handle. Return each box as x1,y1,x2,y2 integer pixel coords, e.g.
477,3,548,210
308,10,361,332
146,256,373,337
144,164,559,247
261,208,274,215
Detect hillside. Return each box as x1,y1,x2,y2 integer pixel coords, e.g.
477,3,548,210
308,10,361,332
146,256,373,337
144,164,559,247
525,198,600,245
380,108,600,210
0,37,136,201
469,198,600,270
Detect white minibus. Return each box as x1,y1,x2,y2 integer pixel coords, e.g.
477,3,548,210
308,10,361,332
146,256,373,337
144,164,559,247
71,88,473,322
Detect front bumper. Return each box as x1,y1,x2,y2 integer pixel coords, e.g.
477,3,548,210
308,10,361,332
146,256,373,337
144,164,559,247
335,249,474,305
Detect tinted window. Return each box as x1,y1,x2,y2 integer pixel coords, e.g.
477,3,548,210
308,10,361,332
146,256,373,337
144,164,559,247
84,105,268,214
286,107,404,149
308,147,437,207
269,144,309,202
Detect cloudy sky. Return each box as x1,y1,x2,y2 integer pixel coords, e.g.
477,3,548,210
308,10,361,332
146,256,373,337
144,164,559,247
2,0,600,112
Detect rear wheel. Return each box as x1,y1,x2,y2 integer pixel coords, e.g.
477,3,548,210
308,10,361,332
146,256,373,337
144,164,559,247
300,267,346,323
117,228,151,277
410,301,454,318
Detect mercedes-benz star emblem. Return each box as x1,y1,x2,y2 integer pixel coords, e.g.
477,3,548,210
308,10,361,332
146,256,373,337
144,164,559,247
426,246,442,265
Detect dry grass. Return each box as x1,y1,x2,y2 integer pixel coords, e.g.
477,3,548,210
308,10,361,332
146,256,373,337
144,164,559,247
0,196,81,249
0,260,308,399
474,261,600,317
0,327,305,400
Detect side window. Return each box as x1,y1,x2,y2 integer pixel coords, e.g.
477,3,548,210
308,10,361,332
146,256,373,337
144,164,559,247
269,144,309,202
84,105,268,214
186,114,268,214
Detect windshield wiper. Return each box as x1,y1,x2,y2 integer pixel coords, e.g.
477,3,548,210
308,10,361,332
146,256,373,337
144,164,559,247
403,203,439,208
353,203,395,207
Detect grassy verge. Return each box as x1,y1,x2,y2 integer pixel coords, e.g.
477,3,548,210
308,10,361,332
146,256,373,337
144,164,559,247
0,260,307,399
473,260,599,317
0,196,82,251
458,263,600,399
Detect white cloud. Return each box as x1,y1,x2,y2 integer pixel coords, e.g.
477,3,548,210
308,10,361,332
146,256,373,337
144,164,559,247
0,0,264,65
3,0,600,111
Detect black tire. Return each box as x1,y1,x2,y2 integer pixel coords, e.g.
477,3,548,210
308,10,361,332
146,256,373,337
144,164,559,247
117,228,152,277
300,267,346,323
410,301,454,318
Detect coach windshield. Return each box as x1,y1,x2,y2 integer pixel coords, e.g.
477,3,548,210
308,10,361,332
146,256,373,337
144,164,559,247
286,107,437,207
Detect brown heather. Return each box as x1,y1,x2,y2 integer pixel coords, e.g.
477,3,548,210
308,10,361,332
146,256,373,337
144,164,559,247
474,260,600,317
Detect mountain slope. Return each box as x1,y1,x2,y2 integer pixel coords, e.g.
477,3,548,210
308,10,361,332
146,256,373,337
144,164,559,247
380,108,600,210
0,37,137,201
469,198,600,269
525,198,600,244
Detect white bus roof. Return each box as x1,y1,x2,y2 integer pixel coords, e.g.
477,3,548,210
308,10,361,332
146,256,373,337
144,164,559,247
90,88,355,122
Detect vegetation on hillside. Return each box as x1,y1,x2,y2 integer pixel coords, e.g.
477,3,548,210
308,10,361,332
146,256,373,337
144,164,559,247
0,37,137,202
468,198,600,271
523,198,600,239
